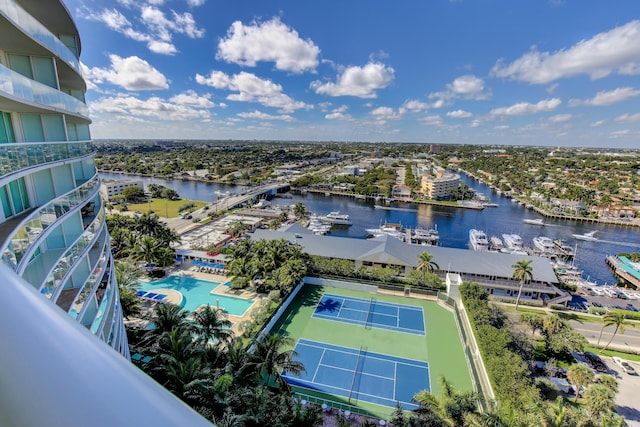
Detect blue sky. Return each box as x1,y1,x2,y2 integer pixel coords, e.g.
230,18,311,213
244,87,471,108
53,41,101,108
67,0,640,148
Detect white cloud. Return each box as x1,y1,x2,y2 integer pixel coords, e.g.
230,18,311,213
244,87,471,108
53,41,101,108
311,62,394,98
489,98,561,116
83,55,169,90
237,110,294,121
371,106,400,120
548,113,572,123
325,105,354,121
614,113,640,123
80,5,204,55
399,99,430,114
491,20,640,84
428,75,490,106
590,120,606,127
217,18,320,73
494,125,510,130
418,115,443,126
186,0,205,6
610,129,630,138
195,70,310,112
168,90,215,108
90,93,210,121
568,87,640,107
446,109,472,118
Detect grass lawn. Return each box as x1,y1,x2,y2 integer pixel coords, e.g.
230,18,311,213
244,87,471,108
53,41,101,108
124,198,207,218
585,345,640,362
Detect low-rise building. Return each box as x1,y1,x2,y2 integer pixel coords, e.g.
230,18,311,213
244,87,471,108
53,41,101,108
421,170,460,199
100,179,144,202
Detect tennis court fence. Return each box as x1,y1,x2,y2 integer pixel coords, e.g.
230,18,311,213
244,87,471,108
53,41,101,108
437,292,495,406
292,391,387,420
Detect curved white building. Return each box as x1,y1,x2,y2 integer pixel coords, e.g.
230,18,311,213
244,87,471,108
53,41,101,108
0,0,128,356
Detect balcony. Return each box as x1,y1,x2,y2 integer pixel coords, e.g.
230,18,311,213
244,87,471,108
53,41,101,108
0,63,89,118
0,264,215,427
1,174,100,271
0,0,80,74
0,141,93,180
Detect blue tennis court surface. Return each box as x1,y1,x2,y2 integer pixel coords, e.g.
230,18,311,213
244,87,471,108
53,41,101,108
283,339,430,410
313,293,425,335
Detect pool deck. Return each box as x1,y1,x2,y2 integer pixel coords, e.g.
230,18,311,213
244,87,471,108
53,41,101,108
168,263,263,336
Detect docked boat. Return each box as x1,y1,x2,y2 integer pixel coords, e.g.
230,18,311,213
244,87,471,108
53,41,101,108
533,236,556,253
502,233,525,251
469,229,490,251
412,226,439,246
457,200,485,210
489,236,504,251
500,247,528,255
572,230,598,241
553,239,575,258
307,216,331,235
366,223,405,241
319,211,352,226
523,218,545,226
483,202,499,207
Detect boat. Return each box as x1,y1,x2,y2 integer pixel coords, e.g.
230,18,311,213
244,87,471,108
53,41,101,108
412,226,439,246
523,218,545,226
469,229,490,251
489,236,504,251
457,200,485,210
572,230,598,241
483,202,499,207
366,223,405,241
500,247,528,255
319,211,352,226
533,236,556,253
307,216,331,235
502,233,525,251
553,239,575,258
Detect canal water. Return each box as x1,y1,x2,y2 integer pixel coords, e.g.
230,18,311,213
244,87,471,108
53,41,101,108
100,172,640,285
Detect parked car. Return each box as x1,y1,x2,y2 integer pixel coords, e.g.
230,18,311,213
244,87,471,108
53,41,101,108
613,357,638,375
584,352,608,372
592,301,603,308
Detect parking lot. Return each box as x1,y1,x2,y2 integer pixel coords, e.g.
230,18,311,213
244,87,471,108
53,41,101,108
569,287,639,313
606,356,640,426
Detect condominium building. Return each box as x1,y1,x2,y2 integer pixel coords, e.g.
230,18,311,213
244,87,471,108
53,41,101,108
0,0,128,356
100,179,144,202
421,170,461,199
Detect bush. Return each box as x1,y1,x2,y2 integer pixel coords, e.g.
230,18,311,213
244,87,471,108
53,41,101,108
549,303,568,311
147,268,165,279
589,307,606,316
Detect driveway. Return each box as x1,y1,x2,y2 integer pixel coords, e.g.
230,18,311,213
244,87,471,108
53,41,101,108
568,319,640,353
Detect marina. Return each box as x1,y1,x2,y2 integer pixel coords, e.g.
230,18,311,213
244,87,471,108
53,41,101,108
100,171,639,286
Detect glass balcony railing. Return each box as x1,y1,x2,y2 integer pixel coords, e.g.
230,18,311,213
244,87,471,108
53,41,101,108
0,64,89,117
70,240,109,321
39,208,106,300
1,173,100,270
0,141,93,179
0,0,80,74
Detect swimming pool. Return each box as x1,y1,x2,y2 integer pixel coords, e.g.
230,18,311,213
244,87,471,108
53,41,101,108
138,275,254,316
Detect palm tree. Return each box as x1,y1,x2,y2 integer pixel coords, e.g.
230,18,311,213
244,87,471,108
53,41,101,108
132,235,161,266
520,313,544,338
597,311,626,350
244,334,304,391
566,363,594,402
512,259,533,310
135,211,162,236
412,377,482,426
144,303,190,344
583,383,616,418
192,304,233,346
417,251,439,273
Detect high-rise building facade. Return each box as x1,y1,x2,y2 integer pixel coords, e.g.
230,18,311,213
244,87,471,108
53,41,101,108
0,0,128,356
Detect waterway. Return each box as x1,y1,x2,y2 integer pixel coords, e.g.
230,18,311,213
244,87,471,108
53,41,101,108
100,172,640,286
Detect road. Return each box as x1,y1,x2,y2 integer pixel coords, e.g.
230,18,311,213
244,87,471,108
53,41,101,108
569,319,640,353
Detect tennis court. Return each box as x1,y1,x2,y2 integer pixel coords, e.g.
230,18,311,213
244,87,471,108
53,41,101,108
283,339,429,409
313,293,425,335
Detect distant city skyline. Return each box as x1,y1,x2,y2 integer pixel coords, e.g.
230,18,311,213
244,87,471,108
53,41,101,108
68,0,640,148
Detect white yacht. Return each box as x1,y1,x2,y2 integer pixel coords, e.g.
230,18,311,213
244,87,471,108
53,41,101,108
502,233,525,251
523,218,545,226
533,236,556,253
319,211,352,226
469,229,490,251
572,230,598,241
412,226,439,246
489,236,504,251
366,223,405,241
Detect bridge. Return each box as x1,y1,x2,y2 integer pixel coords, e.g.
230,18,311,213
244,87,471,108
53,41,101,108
209,182,290,213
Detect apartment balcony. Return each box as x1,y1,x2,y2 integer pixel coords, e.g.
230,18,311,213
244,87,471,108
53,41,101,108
0,263,215,427
0,0,80,75
0,63,89,118
1,173,100,271
0,141,93,181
